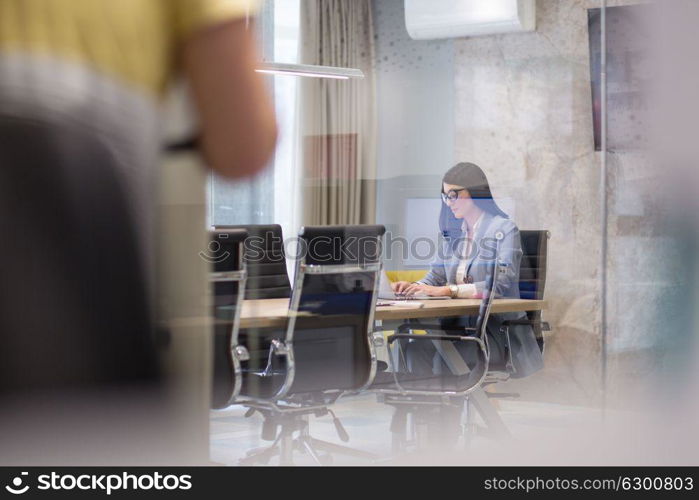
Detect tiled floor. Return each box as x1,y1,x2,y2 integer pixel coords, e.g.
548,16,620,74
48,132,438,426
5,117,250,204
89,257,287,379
210,393,610,466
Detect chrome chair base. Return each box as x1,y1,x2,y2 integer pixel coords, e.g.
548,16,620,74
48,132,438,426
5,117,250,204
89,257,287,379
382,390,511,455
385,395,470,454
239,411,377,465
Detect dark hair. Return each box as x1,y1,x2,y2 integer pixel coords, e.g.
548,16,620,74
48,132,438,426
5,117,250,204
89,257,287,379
439,162,508,239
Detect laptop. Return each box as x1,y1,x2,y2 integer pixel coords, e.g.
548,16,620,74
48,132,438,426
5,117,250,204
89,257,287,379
377,271,450,300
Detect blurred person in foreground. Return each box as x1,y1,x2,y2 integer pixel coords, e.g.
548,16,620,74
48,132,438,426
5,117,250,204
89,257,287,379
0,0,276,464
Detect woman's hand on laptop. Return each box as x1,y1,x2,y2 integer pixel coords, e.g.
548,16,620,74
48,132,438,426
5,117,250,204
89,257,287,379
390,281,413,295
393,282,451,297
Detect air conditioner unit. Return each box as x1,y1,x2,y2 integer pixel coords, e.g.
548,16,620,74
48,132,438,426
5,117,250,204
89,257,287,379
405,0,536,40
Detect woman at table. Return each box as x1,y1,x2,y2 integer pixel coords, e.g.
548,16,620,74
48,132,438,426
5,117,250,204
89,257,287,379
391,162,543,379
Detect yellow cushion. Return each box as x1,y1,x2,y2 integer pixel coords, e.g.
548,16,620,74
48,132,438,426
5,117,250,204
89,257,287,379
382,329,427,338
385,270,428,283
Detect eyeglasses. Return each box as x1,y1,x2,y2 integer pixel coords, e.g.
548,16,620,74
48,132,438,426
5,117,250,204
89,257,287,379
441,188,467,204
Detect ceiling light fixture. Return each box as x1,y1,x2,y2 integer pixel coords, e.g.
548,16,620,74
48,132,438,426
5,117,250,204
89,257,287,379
255,62,364,80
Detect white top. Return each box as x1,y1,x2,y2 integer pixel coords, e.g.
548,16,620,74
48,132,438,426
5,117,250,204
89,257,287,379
453,212,484,298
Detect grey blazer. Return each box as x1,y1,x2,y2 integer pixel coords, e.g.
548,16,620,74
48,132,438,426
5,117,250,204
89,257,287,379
418,212,543,378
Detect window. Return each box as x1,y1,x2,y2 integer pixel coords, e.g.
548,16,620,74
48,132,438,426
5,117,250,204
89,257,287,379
208,0,301,243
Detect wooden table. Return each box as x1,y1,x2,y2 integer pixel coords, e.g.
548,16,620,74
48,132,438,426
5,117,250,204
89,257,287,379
237,296,547,439
239,297,546,329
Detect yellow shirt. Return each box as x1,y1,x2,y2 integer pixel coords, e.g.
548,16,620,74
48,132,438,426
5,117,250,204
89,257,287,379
0,0,257,96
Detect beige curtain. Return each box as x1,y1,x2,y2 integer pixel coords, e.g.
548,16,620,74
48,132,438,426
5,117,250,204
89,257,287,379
298,0,377,225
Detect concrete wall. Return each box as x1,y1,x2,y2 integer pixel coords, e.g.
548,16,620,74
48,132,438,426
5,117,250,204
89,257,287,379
373,0,455,270
452,0,657,406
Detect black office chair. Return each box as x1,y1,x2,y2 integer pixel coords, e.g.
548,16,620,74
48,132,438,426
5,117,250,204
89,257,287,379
233,219,364,400
371,232,549,452
237,224,385,465
513,230,550,352
212,224,291,402
209,229,250,410
489,230,550,378
212,224,291,299
371,248,499,452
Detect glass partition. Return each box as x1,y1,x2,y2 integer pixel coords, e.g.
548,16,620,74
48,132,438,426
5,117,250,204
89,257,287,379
208,0,699,466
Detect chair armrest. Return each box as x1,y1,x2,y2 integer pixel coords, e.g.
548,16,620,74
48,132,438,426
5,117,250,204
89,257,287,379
383,332,488,396
500,319,551,331
396,323,477,334
246,339,289,378
387,332,474,344
496,319,550,375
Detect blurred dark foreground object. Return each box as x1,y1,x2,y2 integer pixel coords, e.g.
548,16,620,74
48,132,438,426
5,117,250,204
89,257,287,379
0,115,182,464
0,116,161,393
0,0,277,465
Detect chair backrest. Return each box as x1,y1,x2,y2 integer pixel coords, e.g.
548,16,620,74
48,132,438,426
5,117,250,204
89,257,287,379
209,229,248,409
280,225,385,399
213,224,291,299
385,247,497,396
475,253,499,340
518,230,549,350
210,229,247,307
457,240,499,391
518,230,549,301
